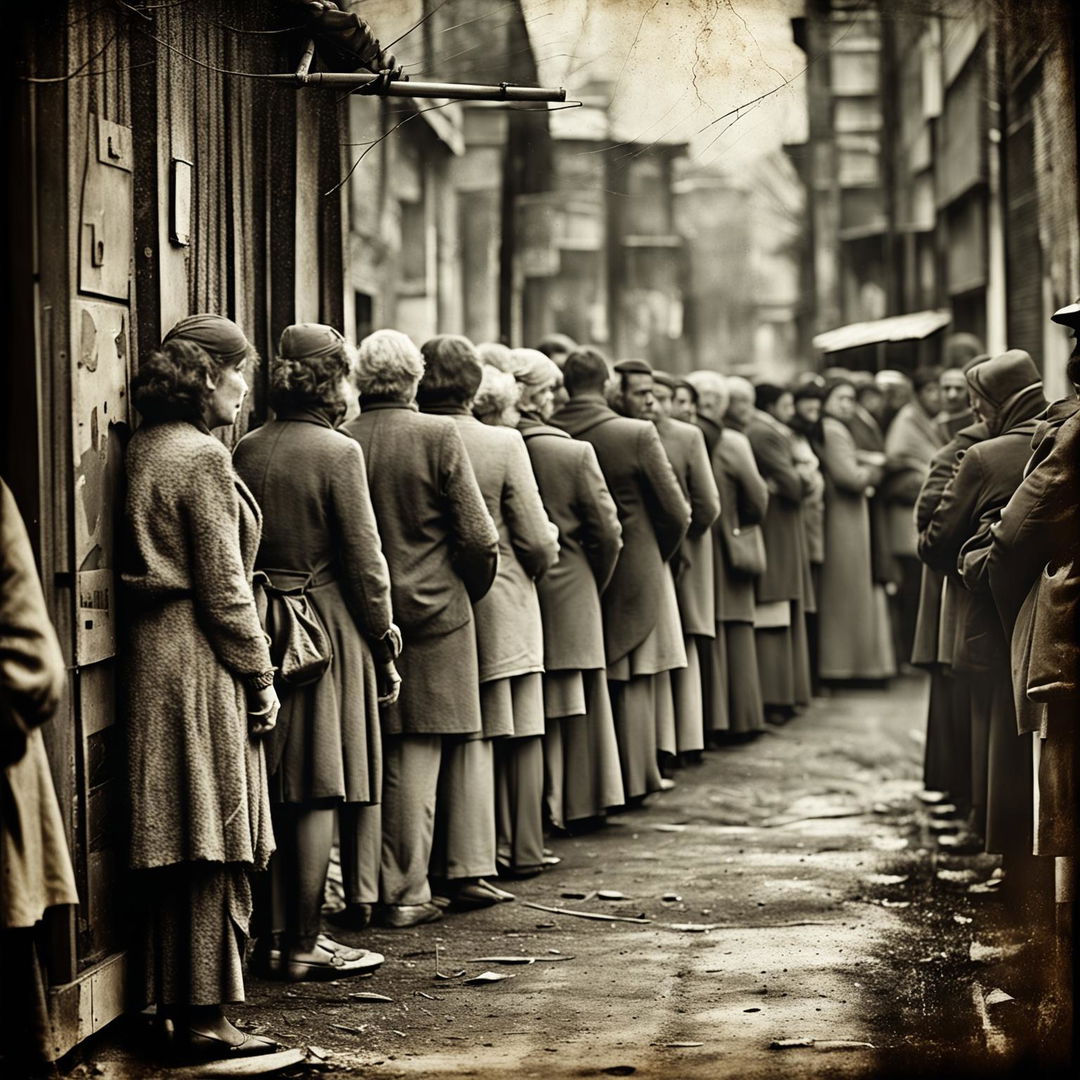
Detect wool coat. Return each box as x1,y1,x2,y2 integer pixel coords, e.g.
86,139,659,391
696,415,723,457
919,409,1044,674
121,422,275,871
427,407,559,686
519,416,622,671
817,417,895,680
233,410,395,803
344,402,498,736
848,407,897,586
550,394,690,665
884,401,946,557
654,415,720,636
791,432,825,566
746,410,812,605
712,428,768,624
1,480,79,929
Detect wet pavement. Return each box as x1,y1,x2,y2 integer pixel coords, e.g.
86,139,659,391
78,674,1067,1079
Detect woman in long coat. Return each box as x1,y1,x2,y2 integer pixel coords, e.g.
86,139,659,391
513,351,625,828
712,412,770,735
233,323,399,976
418,339,559,879
817,378,896,682
122,320,279,1058
1,479,79,1069
344,330,500,926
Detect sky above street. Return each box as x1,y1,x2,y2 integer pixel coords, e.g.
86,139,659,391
518,0,808,170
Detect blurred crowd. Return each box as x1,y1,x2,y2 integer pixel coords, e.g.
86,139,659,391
3,306,1078,1065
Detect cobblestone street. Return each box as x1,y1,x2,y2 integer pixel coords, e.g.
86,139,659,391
78,674,1057,1079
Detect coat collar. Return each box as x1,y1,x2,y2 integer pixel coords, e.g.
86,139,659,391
421,402,472,417
519,414,571,440
274,406,339,429
549,394,619,437
361,400,418,413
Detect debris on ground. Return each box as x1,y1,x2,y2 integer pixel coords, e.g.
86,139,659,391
937,868,979,884
347,991,393,1002
521,900,651,923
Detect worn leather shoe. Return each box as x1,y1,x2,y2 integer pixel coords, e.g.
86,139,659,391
326,902,374,931
378,902,443,928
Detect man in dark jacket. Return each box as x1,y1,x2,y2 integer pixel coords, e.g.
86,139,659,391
919,350,1047,866
551,349,690,804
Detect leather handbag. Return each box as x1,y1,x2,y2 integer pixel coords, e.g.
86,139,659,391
253,570,333,687
722,523,767,579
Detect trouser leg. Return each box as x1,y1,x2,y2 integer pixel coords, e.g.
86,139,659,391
338,802,381,906
271,804,336,951
673,637,704,755
543,717,566,830
495,735,545,872
380,734,443,905
435,736,496,881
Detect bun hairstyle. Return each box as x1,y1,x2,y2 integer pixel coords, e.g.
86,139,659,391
268,348,351,416
131,338,222,424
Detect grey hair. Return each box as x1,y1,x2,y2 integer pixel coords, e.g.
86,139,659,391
726,375,756,402
685,369,729,416
476,342,518,374
356,329,425,400
473,366,520,422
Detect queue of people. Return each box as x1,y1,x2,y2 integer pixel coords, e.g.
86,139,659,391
6,307,1071,1065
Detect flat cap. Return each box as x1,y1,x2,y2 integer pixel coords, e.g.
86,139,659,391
613,358,653,375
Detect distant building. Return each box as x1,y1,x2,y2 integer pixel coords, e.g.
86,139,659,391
789,0,1079,391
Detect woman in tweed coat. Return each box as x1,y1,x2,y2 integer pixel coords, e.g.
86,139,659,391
122,322,279,1059
418,339,559,881
233,323,399,977
343,330,500,927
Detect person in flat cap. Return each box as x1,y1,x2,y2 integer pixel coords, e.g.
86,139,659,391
919,350,1047,867
610,359,656,421
550,348,690,804
234,323,399,974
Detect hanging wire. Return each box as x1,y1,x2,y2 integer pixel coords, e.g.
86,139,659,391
20,25,121,82
381,0,457,53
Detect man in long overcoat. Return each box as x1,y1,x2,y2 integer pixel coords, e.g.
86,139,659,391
745,384,814,723
919,350,1047,868
513,350,625,827
648,369,721,760
551,349,690,803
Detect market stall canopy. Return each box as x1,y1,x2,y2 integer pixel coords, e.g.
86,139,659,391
812,310,952,354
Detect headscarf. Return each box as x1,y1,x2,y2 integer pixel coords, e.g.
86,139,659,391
163,314,249,362
512,348,560,390
278,322,346,359
966,349,1045,436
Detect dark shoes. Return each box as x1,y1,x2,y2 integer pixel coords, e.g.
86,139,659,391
326,902,374,931
181,1029,280,1060
378,902,444,928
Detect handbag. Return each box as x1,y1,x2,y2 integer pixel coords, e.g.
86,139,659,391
253,570,333,687
722,523,767,579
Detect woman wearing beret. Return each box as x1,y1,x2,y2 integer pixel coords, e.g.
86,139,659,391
234,323,399,977
419,338,559,883
122,317,279,1058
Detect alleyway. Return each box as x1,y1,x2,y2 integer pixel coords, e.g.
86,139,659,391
80,675,1056,1080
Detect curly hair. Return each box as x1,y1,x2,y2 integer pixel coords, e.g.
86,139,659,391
131,339,229,424
355,329,425,402
269,346,352,416
472,366,520,424
417,335,483,407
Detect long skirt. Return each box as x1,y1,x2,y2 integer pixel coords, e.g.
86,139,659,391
495,736,545,872
974,674,1033,856
137,862,251,1007
924,671,973,809
543,670,624,827
672,636,705,754
754,600,812,709
702,626,730,734
607,676,663,800
720,621,765,734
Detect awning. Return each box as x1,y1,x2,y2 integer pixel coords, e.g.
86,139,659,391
812,309,951,354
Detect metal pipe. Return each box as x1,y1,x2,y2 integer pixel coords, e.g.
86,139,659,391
295,39,316,82
265,70,566,102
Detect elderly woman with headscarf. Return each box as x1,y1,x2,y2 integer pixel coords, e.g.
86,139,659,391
512,349,624,829
233,324,398,976
921,350,1047,867
418,337,559,880
816,377,896,683
121,316,279,1058
343,330,499,927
